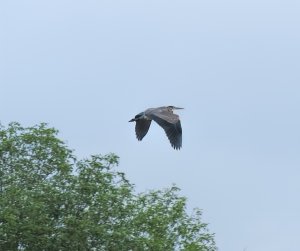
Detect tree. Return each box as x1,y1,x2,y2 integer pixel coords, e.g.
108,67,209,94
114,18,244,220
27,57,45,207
0,122,217,251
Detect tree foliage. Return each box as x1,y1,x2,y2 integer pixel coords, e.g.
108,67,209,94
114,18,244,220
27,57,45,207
0,122,216,251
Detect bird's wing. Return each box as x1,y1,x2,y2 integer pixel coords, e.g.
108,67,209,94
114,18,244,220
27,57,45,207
135,119,152,141
149,111,182,150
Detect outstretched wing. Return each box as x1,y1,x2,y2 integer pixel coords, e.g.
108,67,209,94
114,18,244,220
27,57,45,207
149,111,182,150
135,119,152,141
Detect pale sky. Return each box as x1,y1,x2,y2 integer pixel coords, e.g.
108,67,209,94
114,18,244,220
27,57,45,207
1,1,300,250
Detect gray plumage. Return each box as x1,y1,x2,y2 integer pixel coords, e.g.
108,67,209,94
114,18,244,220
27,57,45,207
129,106,183,150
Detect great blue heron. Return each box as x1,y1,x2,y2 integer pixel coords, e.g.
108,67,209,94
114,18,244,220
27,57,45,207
129,106,183,150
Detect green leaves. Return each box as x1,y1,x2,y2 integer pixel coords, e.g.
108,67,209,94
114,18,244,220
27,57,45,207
0,122,216,251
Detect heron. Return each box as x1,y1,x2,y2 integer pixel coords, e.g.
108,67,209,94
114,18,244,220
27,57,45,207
129,106,184,150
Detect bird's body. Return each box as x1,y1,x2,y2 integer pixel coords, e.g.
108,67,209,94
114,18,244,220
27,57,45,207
129,106,183,150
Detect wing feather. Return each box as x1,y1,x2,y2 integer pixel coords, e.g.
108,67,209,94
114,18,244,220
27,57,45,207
149,112,182,150
135,119,152,141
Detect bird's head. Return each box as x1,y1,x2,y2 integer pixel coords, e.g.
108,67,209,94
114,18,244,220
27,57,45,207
128,112,144,122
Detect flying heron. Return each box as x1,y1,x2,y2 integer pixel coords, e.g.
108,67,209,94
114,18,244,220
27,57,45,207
129,106,184,150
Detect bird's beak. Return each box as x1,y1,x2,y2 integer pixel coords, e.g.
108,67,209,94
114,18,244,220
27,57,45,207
174,107,184,110
129,118,135,122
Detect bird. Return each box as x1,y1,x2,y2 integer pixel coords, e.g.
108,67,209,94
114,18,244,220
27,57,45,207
129,106,183,150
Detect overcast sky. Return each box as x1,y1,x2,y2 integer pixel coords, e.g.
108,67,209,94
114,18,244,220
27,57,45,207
1,1,300,250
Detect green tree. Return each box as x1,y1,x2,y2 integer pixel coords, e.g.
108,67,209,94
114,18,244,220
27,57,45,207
0,122,217,251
